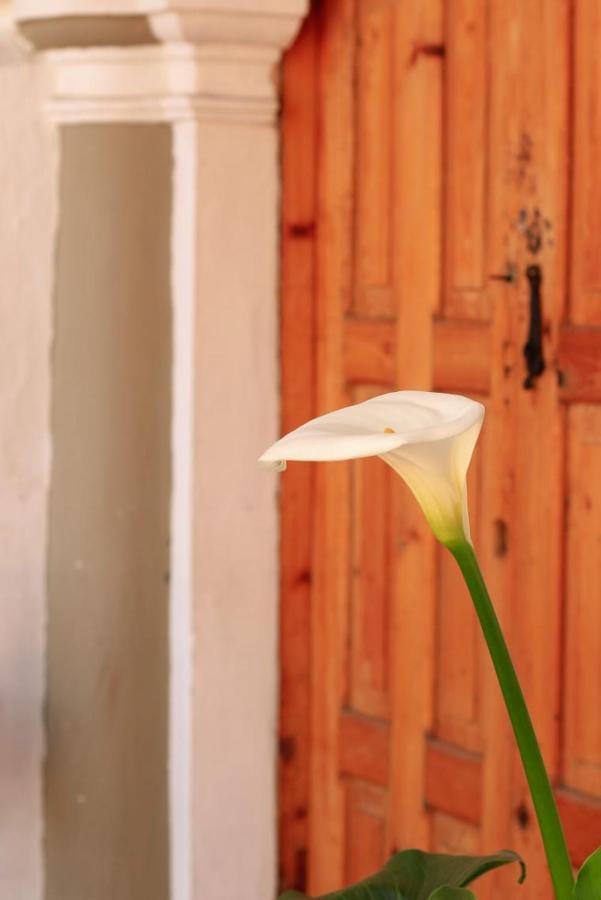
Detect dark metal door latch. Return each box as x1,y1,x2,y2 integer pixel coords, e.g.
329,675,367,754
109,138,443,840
523,264,545,389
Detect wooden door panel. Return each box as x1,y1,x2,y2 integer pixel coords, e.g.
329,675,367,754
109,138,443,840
387,0,442,866
432,811,480,856
350,448,392,720
572,0,601,322
564,406,601,798
309,0,355,889
444,0,488,319
483,3,569,892
280,1,601,896
353,0,394,319
345,781,388,884
435,430,486,755
279,7,319,892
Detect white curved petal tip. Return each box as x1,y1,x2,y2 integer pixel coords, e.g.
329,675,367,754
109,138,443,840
258,456,287,472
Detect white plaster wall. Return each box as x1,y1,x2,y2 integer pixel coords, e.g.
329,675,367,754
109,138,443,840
190,119,280,900
16,0,307,19
0,7,305,899
0,42,57,900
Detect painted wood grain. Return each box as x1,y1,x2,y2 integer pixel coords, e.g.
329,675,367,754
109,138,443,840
387,0,442,856
309,0,355,891
353,0,394,319
279,11,318,893
280,1,601,894
571,0,601,323
444,0,488,319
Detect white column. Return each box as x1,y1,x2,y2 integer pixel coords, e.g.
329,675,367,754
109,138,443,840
187,111,281,900
0,11,57,900
15,4,309,899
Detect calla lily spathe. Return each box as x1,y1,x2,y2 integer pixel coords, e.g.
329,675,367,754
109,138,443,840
259,390,484,545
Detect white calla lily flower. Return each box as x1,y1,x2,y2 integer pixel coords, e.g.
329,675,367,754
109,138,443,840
259,390,484,545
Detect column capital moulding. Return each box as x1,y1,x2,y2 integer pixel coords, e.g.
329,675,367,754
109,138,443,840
14,0,309,124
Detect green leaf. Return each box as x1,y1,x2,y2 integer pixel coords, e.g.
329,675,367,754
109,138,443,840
574,846,601,899
279,848,525,900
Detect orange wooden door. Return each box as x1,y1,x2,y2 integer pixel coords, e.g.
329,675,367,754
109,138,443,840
279,2,601,898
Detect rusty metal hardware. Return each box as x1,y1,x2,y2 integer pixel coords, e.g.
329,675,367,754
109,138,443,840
489,263,516,283
523,264,545,389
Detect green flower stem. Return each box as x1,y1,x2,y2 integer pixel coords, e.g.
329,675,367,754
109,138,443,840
447,538,574,900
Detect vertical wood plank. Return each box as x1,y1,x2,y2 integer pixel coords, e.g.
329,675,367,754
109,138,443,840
279,11,318,893
350,390,391,720
564,405,601,798
387,0,442,854
436,546,481,751
310,0,355,891
431,812,480,856
345,782,387,885
482,2,569,895
477,0,523,886
353,0,394,318
435,428,485,754
444,0,488,320
505,2,568,890
571,0,601,324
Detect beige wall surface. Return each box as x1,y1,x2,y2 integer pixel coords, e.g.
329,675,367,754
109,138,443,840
0,46,57,900
45,125,172,900
1,4,309,898
189,118,280,900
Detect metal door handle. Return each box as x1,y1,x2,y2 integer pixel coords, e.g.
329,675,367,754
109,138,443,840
523,264,545,389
